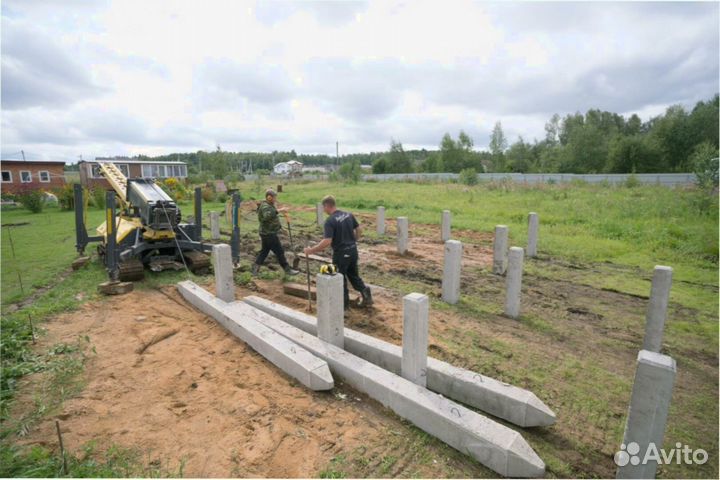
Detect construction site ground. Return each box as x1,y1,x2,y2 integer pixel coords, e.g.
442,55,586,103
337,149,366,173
2,196,718,479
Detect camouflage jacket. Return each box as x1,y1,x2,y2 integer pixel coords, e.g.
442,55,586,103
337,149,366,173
257,200,282,236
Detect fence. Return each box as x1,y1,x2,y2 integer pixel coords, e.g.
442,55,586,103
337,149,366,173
360,172,696,186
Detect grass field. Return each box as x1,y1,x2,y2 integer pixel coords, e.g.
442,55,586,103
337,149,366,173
1,179,717,477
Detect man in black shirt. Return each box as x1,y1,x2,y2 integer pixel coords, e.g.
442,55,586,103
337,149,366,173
304,195,372,310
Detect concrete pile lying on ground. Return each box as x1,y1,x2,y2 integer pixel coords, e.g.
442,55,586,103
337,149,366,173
176,281,546,478
243,295,556,428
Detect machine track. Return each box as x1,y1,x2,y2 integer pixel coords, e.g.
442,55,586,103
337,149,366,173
119,258,145,282
183,251,211,274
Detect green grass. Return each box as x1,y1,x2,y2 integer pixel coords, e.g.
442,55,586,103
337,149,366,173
0,441,185,478
2,180,717,478
253,180,717,280
1,206,107,306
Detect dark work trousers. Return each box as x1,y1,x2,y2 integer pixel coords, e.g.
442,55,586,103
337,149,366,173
255,234,289,269
332,245,367,308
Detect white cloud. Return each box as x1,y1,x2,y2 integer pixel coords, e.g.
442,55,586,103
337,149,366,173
1,0,717,162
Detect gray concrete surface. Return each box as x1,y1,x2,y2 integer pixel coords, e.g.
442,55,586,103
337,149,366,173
212,244,234,302
377,206,385,235
441,210,451,242
316,203,324,226
210,211,220,240
316,273,345,348
616,350,676,479
442,240,462,304
505,247,524,318
642,266,672,352
401,293,429,387
527,213,538,258
493,225,509,275
243,295,557,427
397,217,409,254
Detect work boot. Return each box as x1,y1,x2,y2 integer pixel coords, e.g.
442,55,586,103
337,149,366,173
284,266,300,276
251,263,260,277
360,287,373,307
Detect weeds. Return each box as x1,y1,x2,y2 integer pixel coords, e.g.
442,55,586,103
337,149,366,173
0,441,185,478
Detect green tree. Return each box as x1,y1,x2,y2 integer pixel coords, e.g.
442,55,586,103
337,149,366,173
372,157,387,174
489,121,507,171
544,114,561,145
459,167,478,185
560,122,607,173
689,95,719,149
607,135,665,173
648,104,694,171
505,137,533,172
489,121,507,154
690,141,719,190
339,160,362,183
384,139,412,173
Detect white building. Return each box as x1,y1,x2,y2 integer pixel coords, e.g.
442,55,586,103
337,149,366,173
273,160,303,176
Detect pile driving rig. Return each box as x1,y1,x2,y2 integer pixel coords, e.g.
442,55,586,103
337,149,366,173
74,162,242,282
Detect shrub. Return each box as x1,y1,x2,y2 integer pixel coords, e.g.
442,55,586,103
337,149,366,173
691,142,719,190
17,190,44,213
187,172,212,185
201,187,216,202
459,168,478,185
624,173,640,188
54,184,77,210
224,172,245,185
91,188,106,209
217,192,228,203
174,189,186,201
339,161,362,184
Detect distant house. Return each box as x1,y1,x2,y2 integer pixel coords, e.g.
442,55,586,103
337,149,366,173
1,159,66,194
79,157,188,189
273,160,304,176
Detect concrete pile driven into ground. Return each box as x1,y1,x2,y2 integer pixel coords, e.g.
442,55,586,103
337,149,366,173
177,281,546,478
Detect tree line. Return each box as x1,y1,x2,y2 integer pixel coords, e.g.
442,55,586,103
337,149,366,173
373,94,718,174
122,93,718,177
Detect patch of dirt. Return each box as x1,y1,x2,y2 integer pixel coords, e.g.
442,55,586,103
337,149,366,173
362,237,493,278
12,286,429,478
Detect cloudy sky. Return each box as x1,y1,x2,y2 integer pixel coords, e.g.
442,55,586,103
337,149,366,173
1,0,718,163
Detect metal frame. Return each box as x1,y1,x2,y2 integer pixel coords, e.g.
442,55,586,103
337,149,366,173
74,183,102,254
231,191,241,263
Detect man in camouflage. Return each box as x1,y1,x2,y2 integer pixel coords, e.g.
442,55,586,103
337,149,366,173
252,189,299,276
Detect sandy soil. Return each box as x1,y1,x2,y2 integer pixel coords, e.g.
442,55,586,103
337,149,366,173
13,286,404,477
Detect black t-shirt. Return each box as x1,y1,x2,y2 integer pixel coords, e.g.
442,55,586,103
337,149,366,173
324,210,359,251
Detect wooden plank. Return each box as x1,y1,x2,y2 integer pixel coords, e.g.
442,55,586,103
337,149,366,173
296,252,332,263
284,282,316,300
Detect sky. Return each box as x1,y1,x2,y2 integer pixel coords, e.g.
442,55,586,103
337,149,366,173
1,0,718,163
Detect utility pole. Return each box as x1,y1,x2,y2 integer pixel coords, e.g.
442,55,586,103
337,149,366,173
21,150,25,161
336,141,339,168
